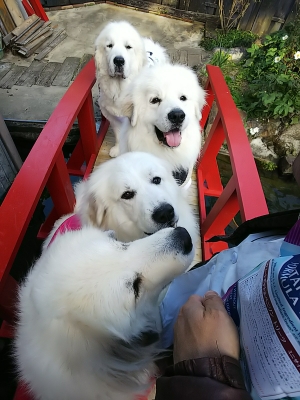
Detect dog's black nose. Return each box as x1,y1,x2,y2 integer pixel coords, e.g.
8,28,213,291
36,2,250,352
152,203,175,225
168,108,185,124
172,227,193,255
114,56,125,67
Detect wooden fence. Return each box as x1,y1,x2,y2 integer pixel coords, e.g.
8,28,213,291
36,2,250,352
111,0,297,36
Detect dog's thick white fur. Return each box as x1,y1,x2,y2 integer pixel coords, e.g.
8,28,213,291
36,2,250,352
15,226,194,400
119,64,206,186
95,21,169,158
74,152,198,248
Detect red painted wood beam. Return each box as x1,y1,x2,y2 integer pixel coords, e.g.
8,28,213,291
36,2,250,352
206,65,268,221
0,60,96,288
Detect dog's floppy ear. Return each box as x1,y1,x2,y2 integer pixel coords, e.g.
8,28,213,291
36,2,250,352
131,105,138,127
118,91,138,127
195,88,207,122
85,193,106,227
94,42,107,80
74,181,106,227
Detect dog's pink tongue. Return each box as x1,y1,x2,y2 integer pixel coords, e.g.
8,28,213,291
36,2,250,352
164,130,181,147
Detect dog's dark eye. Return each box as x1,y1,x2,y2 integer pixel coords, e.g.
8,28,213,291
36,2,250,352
121,190,135,200
180,95,187,101
150,97,161,104
107,44,113,48
152,177,161,185
126,45,132,49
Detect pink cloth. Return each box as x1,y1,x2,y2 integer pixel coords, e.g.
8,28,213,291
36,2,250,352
48,214,82,247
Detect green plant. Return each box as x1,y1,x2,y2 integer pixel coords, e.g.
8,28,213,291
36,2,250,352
236,24,300,126
200,30,257,51
210,49,230,68
257,159,277,172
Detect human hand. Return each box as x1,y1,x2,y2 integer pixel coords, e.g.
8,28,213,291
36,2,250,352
173,291,240,364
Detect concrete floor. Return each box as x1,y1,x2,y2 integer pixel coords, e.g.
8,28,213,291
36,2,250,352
0,3,205,121
47,3,204,63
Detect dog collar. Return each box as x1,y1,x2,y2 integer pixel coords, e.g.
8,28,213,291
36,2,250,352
48,214,82,247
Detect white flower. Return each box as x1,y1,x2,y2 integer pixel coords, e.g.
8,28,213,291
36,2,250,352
250,127,259,136
274,56,281,63
282,35,288,40
294,51,300,60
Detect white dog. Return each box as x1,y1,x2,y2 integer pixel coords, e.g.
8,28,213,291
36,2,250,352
74,152,198,247
119,64,206,186
15,226,194,400
95,21,168,158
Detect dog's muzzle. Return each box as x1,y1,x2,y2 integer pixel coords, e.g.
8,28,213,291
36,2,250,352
155,108,185,148
113,56,125,77
144,203,178,235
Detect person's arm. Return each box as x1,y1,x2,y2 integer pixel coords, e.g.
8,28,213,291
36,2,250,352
155,292,252,400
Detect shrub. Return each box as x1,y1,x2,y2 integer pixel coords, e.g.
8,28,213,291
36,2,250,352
200,29,257,51
238,26,300,125
209,49,230,68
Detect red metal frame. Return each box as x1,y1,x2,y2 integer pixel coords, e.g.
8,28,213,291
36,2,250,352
197,65,269,260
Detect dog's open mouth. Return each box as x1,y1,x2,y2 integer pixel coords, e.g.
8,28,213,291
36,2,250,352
155,126,182,148
144,221,178,236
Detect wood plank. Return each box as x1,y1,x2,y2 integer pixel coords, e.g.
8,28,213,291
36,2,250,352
0,0,15,33
11,13,39,37
15,60,46,86
0,16,8,35
19,21,51,45
34,31,67,61
3,32,13,45
161,0,177,7
13,19,43,44
190,0,208,14
251,0,277,36
52,57,81,87
0,62,12,81
0,65,26,89
23,29,52,51
4,0,24,27
238,0,260,31
283,0,297,27
35,61,62,86
178,0,189,11
35,27,64,53
19,30,54,57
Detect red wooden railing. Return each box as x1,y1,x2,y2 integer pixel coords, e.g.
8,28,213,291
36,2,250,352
22,0,49,21
0,61,268,399
197,64,269,260
0,59,109,335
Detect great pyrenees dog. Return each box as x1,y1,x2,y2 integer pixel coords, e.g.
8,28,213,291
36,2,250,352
119,64,206,186
95,21,168,158
15,225,194,400
74,152,198,248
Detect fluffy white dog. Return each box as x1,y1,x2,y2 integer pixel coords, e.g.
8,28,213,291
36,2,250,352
95,21,168,158
74,152,198,247
119,64,206,186
15,226,194,400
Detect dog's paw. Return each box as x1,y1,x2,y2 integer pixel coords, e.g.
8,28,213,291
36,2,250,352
109,145,120,158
